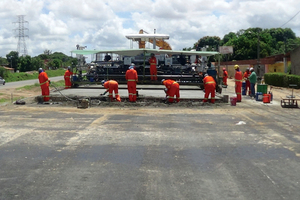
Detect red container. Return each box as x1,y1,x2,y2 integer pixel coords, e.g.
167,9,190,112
263,94,271,103
230,97,237,106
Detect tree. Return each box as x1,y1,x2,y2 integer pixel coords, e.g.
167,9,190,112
18,55,32,72
220,27,299,61
193,36,221,51
0,57,8,65
31,57,44,71
48,59,61,69
44,49,52,55
6,51,19,72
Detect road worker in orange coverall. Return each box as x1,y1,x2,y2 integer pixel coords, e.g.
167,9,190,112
38,68,51,102
161,79,180,103
222,68,228,86
125,64,138,102
64,66,73,89
101,80,121,102
203,74,216,103
149,53,157,81
234,65,243,102
243,68,251,95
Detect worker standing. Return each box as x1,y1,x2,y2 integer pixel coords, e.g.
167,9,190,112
125,64,138,102
161,79,180,103
203,74,216,103
149,53,157,81
249,67,257,98
101,80,121,102
243,68,251,95
64,66,73,89
234,65,243,102
222,68,228,87
38,68,51,102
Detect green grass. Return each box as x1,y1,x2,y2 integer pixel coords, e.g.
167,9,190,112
51,80,65,87
0,96,25,103
16,83,40,90
16,80,65,91
5,69,66,82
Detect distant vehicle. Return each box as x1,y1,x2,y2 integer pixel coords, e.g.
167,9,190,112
0,76,5,85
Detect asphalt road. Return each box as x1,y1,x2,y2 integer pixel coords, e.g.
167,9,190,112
0,103,299,200
0,76,64,90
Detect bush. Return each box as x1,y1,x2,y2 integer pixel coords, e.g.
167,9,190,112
0,67,8,78
264,73,300,89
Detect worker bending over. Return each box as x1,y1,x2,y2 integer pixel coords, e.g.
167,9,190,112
125,64,138,102
101,80,121,102
64,66,73,89
234,65,243,102
203,74,216,103
38,68,51,102
162,79,180,103
149,53,157,81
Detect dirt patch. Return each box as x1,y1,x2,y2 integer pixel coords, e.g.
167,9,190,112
0,87,40,103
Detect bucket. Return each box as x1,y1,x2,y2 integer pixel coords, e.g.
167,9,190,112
72,75,78,82
257,84,268,94
230,97,237,106
263,94,271,103
256,92,263,101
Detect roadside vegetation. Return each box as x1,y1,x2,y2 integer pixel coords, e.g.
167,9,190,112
15,80,66,91
1,69,66,82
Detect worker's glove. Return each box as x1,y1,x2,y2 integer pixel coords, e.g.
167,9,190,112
48,80,51,85
101,91,108,96
164,88,168,93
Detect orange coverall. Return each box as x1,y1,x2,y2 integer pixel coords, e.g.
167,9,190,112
103,80,121,102
223,70,228,86
64,69,73,89
38,71,50,102
163,79,180,103
203,75,216,103
243,71,251,95
235,70,243,102
125,68,138,102
149,56,157,80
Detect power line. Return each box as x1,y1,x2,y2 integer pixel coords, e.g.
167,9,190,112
280,10,300,28
13,15,29,56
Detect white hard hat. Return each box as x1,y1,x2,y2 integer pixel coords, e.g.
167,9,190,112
250,67,254,71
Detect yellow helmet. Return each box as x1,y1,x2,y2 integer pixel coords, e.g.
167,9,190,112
234,65,239,69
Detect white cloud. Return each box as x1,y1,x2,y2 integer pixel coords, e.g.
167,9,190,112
0,0,299,59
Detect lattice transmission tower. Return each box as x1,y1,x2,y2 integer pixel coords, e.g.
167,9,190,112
14,15,29,56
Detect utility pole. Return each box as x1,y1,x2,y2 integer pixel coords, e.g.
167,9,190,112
256,31,260,78
14,15,29,56
284,37,287,73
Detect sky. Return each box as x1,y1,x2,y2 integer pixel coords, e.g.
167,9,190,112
0,0,300,62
